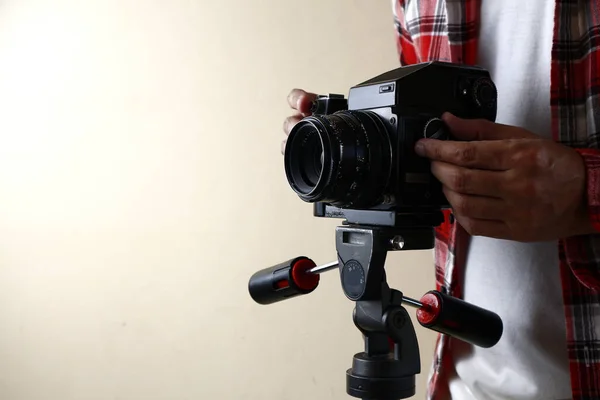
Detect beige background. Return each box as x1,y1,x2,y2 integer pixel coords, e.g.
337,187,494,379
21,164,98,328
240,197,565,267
0,1,436,399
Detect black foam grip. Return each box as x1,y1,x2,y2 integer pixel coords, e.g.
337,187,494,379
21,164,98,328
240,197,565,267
417,290,503,348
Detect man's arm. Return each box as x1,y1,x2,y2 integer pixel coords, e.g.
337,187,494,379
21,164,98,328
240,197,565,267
392,0,419,65
414,114,600,291
574,149,600,232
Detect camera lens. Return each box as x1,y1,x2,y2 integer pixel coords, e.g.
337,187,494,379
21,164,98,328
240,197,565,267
284,111,392,208
298,132,323,188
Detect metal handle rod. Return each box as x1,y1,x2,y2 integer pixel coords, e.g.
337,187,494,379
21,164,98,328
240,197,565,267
402,297,423,309
307,261,339,275
307,261,424,308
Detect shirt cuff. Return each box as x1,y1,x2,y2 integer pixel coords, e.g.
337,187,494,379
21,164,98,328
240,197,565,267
575,148,600,233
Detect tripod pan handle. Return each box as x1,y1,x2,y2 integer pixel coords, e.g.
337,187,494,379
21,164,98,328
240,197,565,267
416,290,503,348
248,257,320,305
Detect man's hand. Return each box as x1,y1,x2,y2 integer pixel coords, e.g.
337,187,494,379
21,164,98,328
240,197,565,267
282,89,317,154
415,113,596,241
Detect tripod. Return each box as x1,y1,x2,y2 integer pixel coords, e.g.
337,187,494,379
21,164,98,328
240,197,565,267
248,209,503,400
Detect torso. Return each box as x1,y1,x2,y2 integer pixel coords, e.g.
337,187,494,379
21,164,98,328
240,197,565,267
447,0,572,398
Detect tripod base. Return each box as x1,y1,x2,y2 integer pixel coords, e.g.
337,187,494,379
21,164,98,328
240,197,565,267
346,353,416,400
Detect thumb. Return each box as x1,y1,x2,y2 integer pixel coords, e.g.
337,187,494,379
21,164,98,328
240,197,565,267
441,112,537,141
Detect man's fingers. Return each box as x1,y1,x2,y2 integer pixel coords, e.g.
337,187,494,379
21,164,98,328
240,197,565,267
287,89,317,115
442,113,537,141
443,187,506,220
432,162,505,197
282,89,316,156
416,139,512,170
283,114,303,136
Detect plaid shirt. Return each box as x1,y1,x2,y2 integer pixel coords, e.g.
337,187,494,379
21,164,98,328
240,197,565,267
392,1,600,399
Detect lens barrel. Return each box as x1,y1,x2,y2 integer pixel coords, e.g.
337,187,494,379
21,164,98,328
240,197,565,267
284,111,392,208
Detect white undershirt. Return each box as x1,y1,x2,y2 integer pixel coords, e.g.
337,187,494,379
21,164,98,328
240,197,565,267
447,1,572,399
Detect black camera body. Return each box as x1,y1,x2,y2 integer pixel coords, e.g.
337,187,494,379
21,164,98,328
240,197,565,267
284,61,497,227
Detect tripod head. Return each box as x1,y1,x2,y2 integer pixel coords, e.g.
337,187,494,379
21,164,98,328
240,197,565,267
248,207,503,399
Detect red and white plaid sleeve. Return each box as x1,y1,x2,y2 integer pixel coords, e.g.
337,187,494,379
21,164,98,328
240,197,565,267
392,0,419,65
561,148,600,291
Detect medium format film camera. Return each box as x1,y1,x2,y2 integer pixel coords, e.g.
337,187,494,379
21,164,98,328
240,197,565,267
248,62,503,399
